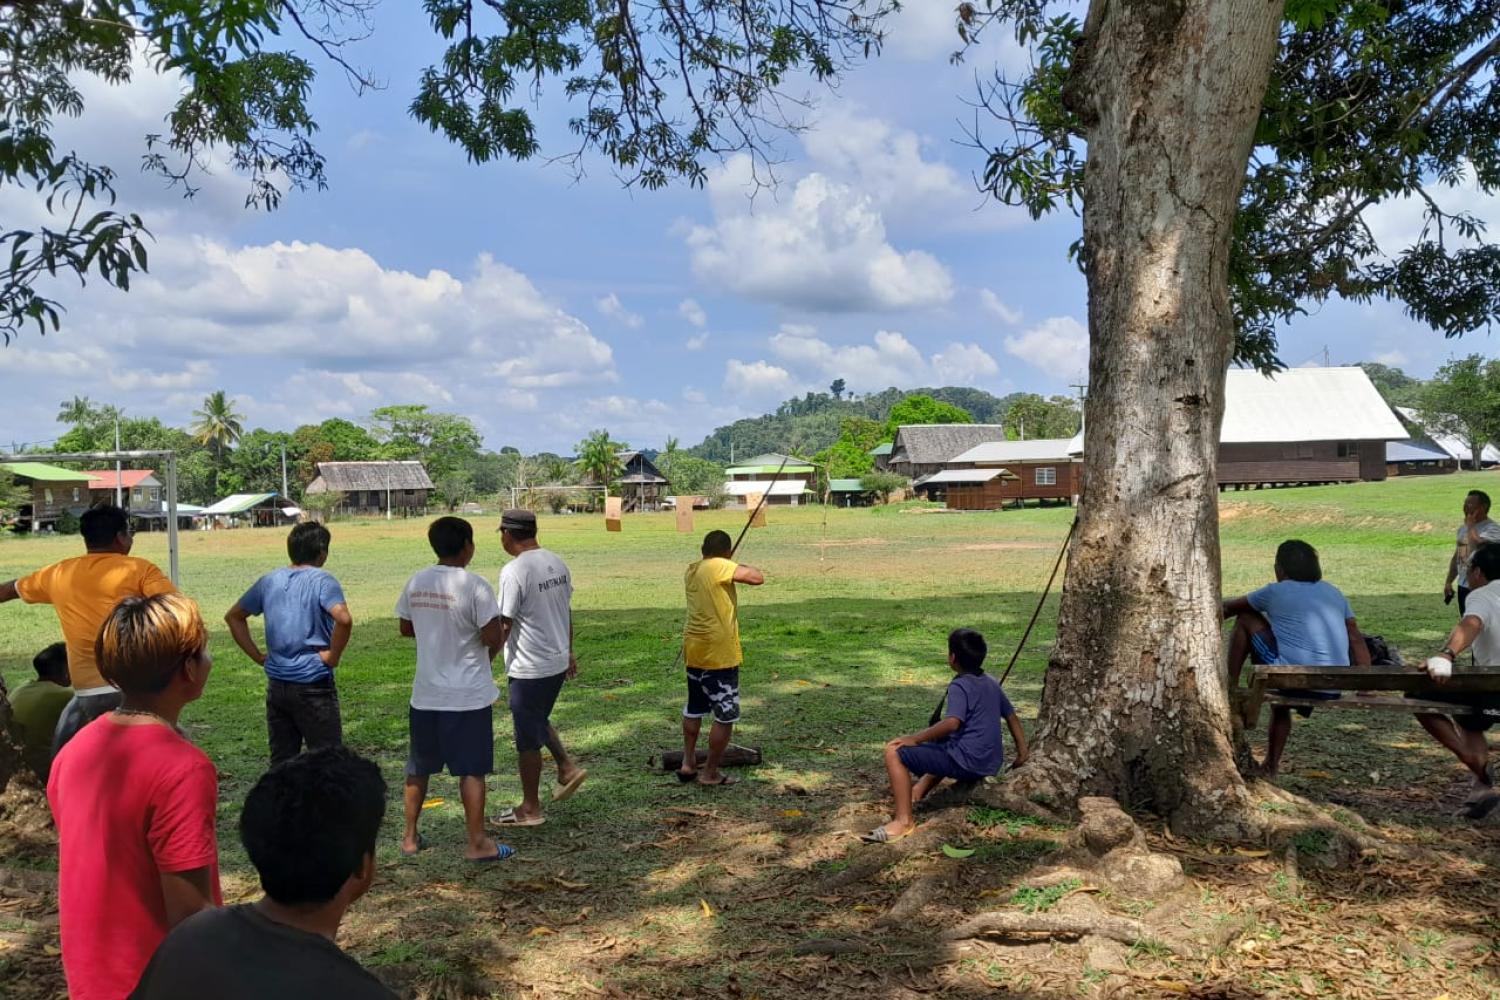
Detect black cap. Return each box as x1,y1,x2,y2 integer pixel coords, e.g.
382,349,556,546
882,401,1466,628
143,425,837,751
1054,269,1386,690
499,509,537,532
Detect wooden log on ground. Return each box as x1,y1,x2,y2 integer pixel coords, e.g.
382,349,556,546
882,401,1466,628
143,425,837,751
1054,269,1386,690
651,745,762,771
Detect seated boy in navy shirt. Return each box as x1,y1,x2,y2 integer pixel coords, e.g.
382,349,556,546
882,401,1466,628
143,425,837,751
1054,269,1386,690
863,628,1028,843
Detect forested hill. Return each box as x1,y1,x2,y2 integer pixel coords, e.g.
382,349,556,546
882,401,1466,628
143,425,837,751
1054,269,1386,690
687,387,1024,463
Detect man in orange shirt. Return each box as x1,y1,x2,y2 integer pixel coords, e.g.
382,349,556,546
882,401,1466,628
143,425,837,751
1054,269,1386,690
678,530,764,787
0,505,176,753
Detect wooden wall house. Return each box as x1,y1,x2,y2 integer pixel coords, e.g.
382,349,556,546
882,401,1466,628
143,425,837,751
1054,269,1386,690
2,462,91,531
1214,368,1408,487
305,461,434,517
939,440,1081,509
616,451,670,511
887,425,1006,481
1385,440,1460,477
84,469,162,513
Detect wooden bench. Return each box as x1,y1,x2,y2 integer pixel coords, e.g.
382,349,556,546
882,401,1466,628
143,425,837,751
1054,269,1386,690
1237,664,1500,729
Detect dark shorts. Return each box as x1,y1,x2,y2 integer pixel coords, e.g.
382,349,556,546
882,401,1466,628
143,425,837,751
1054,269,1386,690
51,691,122,757
897,744,986,783
407,705,494,778
266,677,343,766
508,672,567,752
684,667,740,725
1415,693,1500,733
1459,586,1471,615
1254,632,1340,717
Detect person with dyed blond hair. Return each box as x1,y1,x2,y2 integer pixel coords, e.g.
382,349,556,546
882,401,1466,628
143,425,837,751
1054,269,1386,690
47,593,222,1000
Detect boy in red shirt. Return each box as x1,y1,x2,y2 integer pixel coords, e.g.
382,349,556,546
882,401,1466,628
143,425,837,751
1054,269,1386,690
47,593,221,1000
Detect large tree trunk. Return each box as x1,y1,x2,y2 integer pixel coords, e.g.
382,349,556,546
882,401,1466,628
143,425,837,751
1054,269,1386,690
1011,0,1286,837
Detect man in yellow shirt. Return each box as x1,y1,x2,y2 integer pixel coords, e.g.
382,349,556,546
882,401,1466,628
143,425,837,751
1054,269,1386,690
0,505,175,752
679,529,764,787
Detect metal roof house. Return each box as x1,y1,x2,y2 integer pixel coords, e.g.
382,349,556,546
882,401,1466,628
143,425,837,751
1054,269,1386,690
827,478,877,507
201,492,300,527
1394,407,1500,469
84,469,162,512
2,462,91,531
886,425,1006,480
1385,439,1459,477
305,461,434,517
723,453,815,506
938,439,1079,509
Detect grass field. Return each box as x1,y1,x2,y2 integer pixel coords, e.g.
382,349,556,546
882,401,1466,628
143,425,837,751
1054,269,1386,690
2,474,1498,998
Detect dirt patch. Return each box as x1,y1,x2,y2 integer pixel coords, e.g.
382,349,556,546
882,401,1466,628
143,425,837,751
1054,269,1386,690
958,542,1050,552
816,537,891,548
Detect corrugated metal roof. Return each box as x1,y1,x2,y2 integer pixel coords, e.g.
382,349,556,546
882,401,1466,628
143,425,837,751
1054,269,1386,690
83,469,158,490
1386,440,1454,463
2,462,90,482
1220,367,1407,443
868,443,893,456
724,480,810,497
828,478,871,492
922,468,1016,484
201,492,278,515
950,439,1077,464
724,464,815,475
1395,408,1500,463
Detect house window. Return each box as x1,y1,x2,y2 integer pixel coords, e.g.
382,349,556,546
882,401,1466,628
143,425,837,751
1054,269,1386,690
72,488,80,502
1337,442,1360,458
44,488,53,505
1035,467,1057,486
133,487,142,500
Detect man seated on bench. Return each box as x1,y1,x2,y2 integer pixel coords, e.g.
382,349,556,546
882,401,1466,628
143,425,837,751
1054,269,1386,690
1224,539,1371,777
1419,542,1500,819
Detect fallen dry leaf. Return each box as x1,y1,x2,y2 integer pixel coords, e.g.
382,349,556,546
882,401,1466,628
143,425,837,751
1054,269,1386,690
529,926,557,937
700,898,717,918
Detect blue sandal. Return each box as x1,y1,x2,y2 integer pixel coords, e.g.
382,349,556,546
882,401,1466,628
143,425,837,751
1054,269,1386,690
471,844,516,863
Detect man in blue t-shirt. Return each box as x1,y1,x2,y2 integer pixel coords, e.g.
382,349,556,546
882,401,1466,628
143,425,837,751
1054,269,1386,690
226,522,354,764
1223,538,1370,777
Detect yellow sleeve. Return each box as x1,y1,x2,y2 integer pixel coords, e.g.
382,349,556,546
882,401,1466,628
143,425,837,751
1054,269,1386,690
14,565,55,605
140,563,177,596
715,559,738,584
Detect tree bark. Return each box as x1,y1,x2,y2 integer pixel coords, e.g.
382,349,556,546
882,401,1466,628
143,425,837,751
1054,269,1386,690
1011,0,1287,836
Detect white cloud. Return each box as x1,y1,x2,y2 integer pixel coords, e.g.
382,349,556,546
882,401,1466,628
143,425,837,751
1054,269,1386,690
1362,163,1500,255
932,343,1001,384
678,298,708,328
596,292,644,329
724,359,799,399
1003,316,1089,379
1373,350,1409,367
683,387,708,404
752,325,1001,390
684,156,954,312
880,2,1031,74
980,289,1023,325
685,333,710,351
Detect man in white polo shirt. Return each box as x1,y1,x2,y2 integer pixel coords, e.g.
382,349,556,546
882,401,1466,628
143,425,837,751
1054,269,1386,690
492,509,587,827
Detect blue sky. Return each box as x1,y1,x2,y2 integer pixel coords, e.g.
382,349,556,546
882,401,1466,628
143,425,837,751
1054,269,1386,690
2,4,1496,454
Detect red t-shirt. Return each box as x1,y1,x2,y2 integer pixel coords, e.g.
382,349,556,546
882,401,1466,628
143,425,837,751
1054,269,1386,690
47,716,222,1000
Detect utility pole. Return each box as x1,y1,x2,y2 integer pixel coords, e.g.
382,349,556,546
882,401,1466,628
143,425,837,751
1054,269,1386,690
114,416,123,508
280,443,288,499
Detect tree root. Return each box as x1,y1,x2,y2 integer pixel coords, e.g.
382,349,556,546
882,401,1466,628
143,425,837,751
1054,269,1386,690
818,820,962,891
877,870,950,927
939,911,1191,957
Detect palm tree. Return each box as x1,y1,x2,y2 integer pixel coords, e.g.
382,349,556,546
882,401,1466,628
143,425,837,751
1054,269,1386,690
192,390,245,495
661,435,679,483
575,429,624,498
57,395,95,425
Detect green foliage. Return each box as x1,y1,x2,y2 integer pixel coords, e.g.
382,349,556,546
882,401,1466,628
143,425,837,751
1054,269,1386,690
220,429,298,496
575,429,626,495
969,805,1048,836
1359,362,1423,408
1002,393,1080,440
884,394,973,438
1011,877,1081,913
972,3,1500,370
859,470,908,503
0,478,28,520
367,405,483,506
1418,354,1500,464
410,0,894,189
1289,828,1333,857
812,416,886,485
191,389,246,496
53,510,80,535
1,0,346,342
668,455,726,498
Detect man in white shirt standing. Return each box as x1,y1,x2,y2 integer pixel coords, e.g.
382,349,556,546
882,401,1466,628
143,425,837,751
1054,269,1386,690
492,510,587,827
395,517,512,862
1422,541,1500,820
1444,489,1500,614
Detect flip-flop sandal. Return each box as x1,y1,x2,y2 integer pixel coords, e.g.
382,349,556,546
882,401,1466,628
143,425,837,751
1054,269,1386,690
1465,791,1500,820
675,769,698,784
697,774,738,787
552,770,589,802
491,808,546,827
859,825,914,844
470,844,517,863
400,833,427,857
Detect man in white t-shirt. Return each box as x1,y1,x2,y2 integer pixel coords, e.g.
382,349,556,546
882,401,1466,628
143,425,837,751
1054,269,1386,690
1444,490,1500,614
395,517,512,862
491,510,587,827
1421,540,1500,820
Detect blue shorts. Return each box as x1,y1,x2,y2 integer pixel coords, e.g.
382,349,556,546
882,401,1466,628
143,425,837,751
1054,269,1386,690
684,667,740,724
1253,632,1340,715
407,705,494,778
897,744,987,783
508,672,567,752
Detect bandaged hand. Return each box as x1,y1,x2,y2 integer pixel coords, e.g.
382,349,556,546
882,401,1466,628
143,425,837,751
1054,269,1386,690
1425,655,1454,682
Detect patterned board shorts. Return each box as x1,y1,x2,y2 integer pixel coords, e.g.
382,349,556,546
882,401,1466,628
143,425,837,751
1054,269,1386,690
684,667,740,725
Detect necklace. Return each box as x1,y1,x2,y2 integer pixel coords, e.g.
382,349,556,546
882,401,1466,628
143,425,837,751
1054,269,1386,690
112,707,174,727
